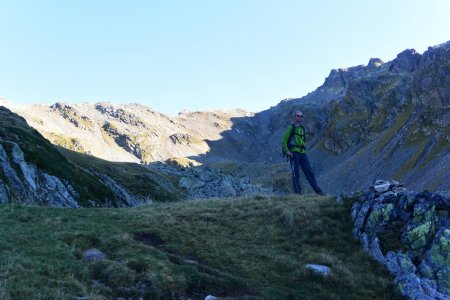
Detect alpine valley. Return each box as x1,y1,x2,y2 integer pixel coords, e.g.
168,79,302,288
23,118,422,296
1,41,448,204
0,41,449,300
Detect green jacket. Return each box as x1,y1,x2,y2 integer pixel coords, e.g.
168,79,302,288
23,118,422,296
281,124,307,154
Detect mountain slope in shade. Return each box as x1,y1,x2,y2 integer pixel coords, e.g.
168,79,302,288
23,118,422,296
204,41,450,193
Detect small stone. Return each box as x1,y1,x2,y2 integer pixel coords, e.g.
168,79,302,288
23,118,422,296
204,295,217,300
391,180,401,186
305,264,331,276
82,248,107,261
375,179,386,185
393,187,408,194
375,183,391,193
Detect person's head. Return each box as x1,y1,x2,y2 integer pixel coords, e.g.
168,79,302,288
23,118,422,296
293,110,304,122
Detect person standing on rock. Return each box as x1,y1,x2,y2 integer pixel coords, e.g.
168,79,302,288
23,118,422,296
281,110,325,196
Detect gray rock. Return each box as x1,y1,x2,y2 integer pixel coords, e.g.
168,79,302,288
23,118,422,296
305,264,331,276
354,201,372,229
92,170,153,207
82,248,107,261
384,251,402,276
0,143,31,202
204,295,218,300
394,274,431,300
378,191,398,203
436,268,450,296
420,278,449,300
361,232,370,253
41,173,80,208
198,171,214,182
179,177,205,190
375,182,391,193
11,143,38,191
352,185,450,299
221,177,237,197
365,203,395,235
375,179,385,185
350,201,361,221
0,182,8,203
368,237,385,264
396,252,416,274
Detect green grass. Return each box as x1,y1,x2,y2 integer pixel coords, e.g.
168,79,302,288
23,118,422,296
0,195,401,299
393,140,429,179
376,103,414,152
419,127,450,168
0,107,179,204
0,107,118,206
58,147,181,202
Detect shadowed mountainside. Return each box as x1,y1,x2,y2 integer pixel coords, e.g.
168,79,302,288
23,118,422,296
193,41,450,193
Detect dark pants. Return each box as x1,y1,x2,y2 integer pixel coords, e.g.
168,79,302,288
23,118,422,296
290,152,322,194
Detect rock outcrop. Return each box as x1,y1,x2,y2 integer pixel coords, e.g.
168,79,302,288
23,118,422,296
0,106,174,207
148,162,273,199
0,141,80,207
351,180,450,299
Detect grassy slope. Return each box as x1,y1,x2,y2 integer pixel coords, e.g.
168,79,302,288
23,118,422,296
0,107,116,206
0,195,401,300
0,107,179,204
57,147,181,202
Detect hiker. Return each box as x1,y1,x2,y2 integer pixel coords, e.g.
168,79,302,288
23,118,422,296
281,110,325,195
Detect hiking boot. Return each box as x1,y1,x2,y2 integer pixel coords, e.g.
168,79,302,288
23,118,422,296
316,190,326,196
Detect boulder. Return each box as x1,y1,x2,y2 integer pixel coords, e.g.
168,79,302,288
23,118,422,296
374,182,391,193
82,248,107,261
350,180,450,299
394,274,432,300
305,264,331,276
365,203,394,235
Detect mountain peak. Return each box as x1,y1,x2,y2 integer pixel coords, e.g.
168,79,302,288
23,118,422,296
367,58,384,68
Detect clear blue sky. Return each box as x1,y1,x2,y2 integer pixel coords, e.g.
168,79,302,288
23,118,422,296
1,0,449,115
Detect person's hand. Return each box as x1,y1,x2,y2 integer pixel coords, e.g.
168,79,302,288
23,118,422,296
287,151,293,158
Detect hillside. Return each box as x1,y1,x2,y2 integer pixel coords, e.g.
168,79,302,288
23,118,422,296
192,41,450,193
0,99,252,165
0,195,402,299
0,106,273,206
0,106,179,207
2,41,449,195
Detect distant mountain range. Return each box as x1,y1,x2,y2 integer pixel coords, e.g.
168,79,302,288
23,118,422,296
1,40,449,203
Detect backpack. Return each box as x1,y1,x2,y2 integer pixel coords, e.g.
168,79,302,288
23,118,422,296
282,124,306,159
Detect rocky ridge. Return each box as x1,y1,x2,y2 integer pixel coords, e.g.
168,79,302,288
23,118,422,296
351,180,450,299
1,100,253,164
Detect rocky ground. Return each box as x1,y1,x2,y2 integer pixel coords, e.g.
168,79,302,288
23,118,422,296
351,180,450,299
